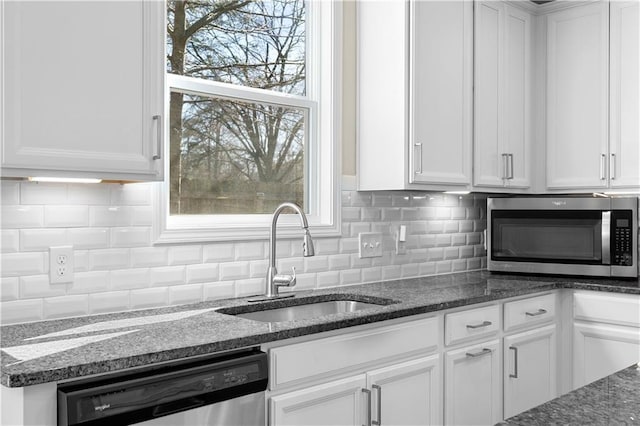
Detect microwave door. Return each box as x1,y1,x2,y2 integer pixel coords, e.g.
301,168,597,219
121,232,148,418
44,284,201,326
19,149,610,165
602,211,611,265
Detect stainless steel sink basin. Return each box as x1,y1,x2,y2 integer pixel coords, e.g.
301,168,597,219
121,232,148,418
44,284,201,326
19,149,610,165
222,299,389,323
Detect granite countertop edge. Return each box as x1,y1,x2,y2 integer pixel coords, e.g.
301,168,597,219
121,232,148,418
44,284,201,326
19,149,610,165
1,271,638,388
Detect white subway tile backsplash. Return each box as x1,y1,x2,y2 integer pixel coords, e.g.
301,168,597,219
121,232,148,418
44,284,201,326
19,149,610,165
89,291,130,315
328,254,350,271
361,267,382,283
1,277,19,301
68,228,110,249
44,295,89,320
21,182,67,204
67,184,111,205
186,263,219,284
89,248,130,271
110,268,150,290
19,229,67,251
203,281,235,301
1,230,19,253
20,275,66,298
235,242,265,261
131,247,168,268
131,287,169,310
110,183,152,206
219,262,250,281
1,252,46,277
1,181,20,205
150,266,186,286
44,205,89,227
90,206,133,227
69,271,110,294
317,271,340,288
2,205,44,229
111,227,151,248
168,246,202,266
235,278,263,297
0,186,490,324
1,299,43,324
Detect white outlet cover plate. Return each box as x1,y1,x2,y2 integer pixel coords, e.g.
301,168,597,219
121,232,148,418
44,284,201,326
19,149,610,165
359,232,383,258
50,246,74,284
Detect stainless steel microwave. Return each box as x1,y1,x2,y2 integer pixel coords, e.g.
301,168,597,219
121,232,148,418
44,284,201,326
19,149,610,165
487,197,638,278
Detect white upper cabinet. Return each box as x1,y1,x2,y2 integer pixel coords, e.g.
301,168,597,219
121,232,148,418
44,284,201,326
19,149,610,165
0,1,165,181
545,2,610,190
474,1,533,190
609,1,640,189
357,0,473,191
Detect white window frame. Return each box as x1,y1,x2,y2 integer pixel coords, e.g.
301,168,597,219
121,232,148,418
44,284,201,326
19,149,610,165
153,0,341,244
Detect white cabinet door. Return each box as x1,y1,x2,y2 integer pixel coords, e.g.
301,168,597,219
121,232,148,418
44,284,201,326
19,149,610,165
573,322,640,389
444,339,501,426
546,2,609,190
609,1,640,189
270,375,366,426
411,0,473,187
367,355,441,426
503,325,557,419
473,1,532,190
1,1,164,181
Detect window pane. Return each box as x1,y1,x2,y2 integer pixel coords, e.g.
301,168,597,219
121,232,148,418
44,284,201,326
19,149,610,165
167,0,306,95
170,92,305,215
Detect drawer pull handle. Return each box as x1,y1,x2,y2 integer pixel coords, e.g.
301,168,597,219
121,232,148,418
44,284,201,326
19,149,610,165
372,384,382,426
362,388,372,426
525,309,547,317
466,348,492,358
509,346,519,378
466,320,492,329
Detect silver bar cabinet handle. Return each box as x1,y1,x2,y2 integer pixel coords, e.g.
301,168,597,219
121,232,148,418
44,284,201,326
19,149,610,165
610,153,616,180
508,153,514,179
466,348,492,358
466,320,492,330
509,346,518,378
415,143,423,174
525,308,547,317
602,211,611,265
362,388,372,426
502,153,509,179
372,384,382,426
152,115,162,160
600,153,606,180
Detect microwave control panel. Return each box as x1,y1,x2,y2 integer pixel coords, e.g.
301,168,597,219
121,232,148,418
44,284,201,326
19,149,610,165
612,211,633,266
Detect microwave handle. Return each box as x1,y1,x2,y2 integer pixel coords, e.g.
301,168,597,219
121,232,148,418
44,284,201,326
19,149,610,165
602,211,611,265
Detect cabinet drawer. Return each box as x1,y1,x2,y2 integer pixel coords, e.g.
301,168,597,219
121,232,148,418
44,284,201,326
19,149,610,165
445,304,500,346
504,293,556,332
574,291,640,327
269,317,439,390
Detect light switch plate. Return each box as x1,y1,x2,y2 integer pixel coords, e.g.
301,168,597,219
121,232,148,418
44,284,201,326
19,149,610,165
359,232,383,258
50,246,74,284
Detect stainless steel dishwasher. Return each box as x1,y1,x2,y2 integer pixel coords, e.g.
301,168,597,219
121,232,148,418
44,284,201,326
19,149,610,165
57,348,268,426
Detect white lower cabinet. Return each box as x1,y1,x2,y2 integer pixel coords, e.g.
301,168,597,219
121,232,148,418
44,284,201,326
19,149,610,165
444,339,501,426
503,324,557,419
572,291,640,389
367,355,441,426
269,375,366,426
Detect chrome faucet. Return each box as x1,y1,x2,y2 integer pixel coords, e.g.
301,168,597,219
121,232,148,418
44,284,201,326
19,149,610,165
251,202,315,301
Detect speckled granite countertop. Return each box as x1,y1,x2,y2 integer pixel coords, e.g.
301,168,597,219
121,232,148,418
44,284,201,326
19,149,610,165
501,364,640,425
1,271,638,387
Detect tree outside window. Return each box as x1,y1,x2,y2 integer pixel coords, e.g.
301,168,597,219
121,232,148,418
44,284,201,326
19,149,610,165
167,0,307,215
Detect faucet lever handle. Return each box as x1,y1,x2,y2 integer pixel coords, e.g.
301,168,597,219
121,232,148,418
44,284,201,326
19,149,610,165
288,266,297,287
273,267,297,288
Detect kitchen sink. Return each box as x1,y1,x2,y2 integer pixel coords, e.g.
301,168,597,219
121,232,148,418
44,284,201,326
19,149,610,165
218,296,395,323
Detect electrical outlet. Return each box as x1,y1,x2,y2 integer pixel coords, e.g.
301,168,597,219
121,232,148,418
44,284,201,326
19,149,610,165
359,232,383,258
50,246,74,284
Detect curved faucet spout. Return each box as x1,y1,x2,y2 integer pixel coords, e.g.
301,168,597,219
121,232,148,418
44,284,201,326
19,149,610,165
258,202,315,300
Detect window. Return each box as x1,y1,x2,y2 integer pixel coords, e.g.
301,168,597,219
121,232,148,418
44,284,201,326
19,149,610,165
156,0,341,242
